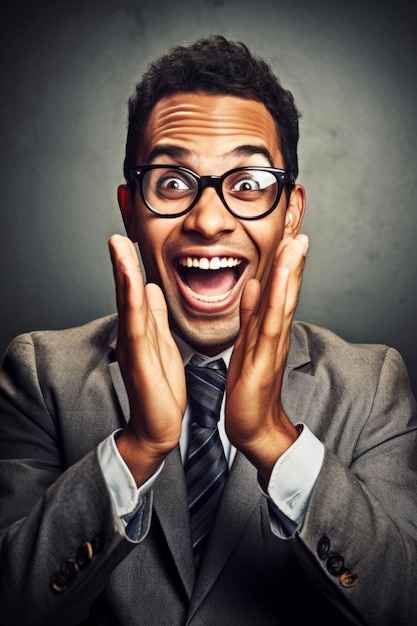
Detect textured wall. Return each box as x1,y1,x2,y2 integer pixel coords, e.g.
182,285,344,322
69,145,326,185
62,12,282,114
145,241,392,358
1,0,416,394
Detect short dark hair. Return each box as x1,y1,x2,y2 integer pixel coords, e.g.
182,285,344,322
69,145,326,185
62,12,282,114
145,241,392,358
123,35,300,183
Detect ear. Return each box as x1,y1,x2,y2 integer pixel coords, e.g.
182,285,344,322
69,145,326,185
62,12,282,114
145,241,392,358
117,184,138,242
283,184,306,237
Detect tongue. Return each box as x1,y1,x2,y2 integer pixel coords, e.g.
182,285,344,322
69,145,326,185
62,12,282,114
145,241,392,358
184,267,236,296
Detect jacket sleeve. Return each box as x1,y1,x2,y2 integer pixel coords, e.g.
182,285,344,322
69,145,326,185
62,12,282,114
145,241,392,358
291,347,417,625
0,333,152,626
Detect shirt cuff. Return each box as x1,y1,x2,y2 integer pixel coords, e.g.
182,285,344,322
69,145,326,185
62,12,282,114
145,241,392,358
97,430,164,519
266,424,324,525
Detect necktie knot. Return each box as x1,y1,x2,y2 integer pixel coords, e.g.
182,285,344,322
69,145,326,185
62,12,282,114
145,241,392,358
185,357,227,428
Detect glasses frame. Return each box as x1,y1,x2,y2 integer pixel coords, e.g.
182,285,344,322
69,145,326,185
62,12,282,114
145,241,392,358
129,164,294,220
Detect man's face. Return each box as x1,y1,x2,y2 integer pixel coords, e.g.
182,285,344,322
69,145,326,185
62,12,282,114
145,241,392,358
118,93,305,355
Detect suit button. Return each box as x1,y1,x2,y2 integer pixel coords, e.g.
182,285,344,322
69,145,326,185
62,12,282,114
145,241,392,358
317,535,331,560
326,553,345,575
76,541,94,568
50,572,67,593
339,569,359,588
62,558,79,581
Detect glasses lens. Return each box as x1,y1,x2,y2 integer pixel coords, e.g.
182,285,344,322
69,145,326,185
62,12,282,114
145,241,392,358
141,167,198,215
223,169,279,217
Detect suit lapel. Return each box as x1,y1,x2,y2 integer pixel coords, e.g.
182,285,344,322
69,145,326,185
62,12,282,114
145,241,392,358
282,322,318,424
188,451,261,619
152,448,196,599
282,366,318,425
107,325,130,424
108,360,130,423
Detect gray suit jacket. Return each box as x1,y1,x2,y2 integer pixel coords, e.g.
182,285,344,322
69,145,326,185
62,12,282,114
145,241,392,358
0,315,416,625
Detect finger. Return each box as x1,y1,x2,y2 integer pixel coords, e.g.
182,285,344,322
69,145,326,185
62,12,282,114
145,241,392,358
253,235,308,358
231,278,262,371
273,234,309,318
145,283,170,332
253,266,289,359
254,240,294,331
278,235,309,339
108,234,142,288
108,234,146,327
240,278,261,333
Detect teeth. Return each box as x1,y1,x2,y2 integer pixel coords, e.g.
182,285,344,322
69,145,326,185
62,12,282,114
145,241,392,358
179,257,242,270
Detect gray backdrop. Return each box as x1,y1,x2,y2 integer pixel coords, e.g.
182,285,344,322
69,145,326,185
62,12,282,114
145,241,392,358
1,0,416,395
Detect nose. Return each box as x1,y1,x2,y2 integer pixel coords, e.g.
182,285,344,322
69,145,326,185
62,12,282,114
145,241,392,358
182,186,237,239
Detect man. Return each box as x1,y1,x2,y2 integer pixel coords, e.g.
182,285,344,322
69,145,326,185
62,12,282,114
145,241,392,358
0,35,416,625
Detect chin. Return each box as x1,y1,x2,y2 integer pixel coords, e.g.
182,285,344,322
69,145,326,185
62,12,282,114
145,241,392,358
172,316,239,355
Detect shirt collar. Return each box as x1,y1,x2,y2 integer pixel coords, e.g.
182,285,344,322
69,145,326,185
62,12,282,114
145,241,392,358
172,332,234,369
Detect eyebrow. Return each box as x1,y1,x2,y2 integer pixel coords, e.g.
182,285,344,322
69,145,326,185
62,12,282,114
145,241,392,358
145,144,275,167
146,145,188,163
230,145,275,166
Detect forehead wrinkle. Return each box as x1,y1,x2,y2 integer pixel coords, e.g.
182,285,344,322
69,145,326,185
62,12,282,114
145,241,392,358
147,98,276,138
153,115,272,137
141,94,282,167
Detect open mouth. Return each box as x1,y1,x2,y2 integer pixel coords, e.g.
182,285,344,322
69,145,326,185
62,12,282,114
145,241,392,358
177,256,246,303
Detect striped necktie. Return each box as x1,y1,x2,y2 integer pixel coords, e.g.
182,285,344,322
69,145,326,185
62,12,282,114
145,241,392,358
184,356,228,568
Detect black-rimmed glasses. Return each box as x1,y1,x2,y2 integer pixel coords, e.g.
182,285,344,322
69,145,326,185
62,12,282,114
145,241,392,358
129,164,294,220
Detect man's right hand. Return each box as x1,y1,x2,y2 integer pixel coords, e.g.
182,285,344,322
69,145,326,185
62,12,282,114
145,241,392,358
108,234,186,486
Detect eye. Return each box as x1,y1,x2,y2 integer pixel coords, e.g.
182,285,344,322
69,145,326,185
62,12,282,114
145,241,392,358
231,176,260,192
159,175,192,191
226,169,277,197
149,169,197,201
